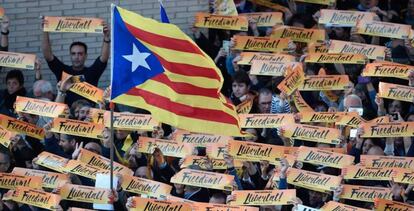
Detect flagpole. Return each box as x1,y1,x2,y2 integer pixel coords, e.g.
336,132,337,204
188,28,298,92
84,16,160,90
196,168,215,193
109,101,115,192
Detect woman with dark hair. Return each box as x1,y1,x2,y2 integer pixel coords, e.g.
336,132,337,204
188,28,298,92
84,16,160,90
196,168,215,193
0,69,27,117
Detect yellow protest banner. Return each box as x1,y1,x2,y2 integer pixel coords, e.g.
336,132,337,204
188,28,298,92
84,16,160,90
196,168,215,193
328,40,386,60
299,75,350,91
294,0,335,5
194,12,248,31
128,197,192,211
296,146,354,169
35,152,69,173
88,108,106,124
15,96,68,118
0,51,36,70
43,16,103,33
0,114,45,140
292,90,314,112
360,121,414,138
277,64,305,95
3,186,61,210
103,112,158,131
335,112,365,128
283,123,341,144
137,137,191,158
233,35,290,52
378,82,414,103
361,155,414,169
69,82,104,103
229,190,296,206
340,184,392,202
191,202,259,211
121,175,172,199
173,129,229,146
206,144,227,159
318,9,375,27
248,0,290,11
357,20,411,39
180,155,243,170
63,160,109,180
241,12,283,27
250,61,300,76
300,111,346,123
374,198,414,211
12,167,70,189
391,168,414,184
236,98,254,114
60,183,111,204
0,172,42,190
170,168,234,191
271,25,326,43
78,148,133,176
50,118,104,139
308,42,329,53
321,201,370,211
305,53,367,64
239,113,295,128
228,140,285,164
343,166,393,181
287,168,342,192
213,0,238,16
363,62,413,79
238,52,295,65
0,126,13,148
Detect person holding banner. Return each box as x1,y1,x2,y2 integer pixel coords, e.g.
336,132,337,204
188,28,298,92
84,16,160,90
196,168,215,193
0,70,26,117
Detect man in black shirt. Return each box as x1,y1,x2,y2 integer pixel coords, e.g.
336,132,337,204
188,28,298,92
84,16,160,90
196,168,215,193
41,19,110,106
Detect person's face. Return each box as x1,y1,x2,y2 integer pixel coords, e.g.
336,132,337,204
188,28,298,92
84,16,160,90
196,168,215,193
70,45,87,69
78,106,90,121
135,167,149,178
59,138,75,153
388,100,402,114
258,93,272,113
362,139,373,154
308,190,324,206
6,78,21,95
232,82,249,98
360,0,378,8
0,154,10,173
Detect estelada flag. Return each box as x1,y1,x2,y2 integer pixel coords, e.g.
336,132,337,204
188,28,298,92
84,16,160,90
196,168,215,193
110,5,244,136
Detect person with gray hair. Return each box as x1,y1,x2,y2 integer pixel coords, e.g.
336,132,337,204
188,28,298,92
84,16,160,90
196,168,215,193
32,79,54,101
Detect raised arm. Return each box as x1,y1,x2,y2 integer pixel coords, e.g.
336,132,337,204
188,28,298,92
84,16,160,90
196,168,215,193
41,17,54,62
100,21,110,63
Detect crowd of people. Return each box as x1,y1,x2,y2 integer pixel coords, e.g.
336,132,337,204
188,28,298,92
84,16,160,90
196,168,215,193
1,0,414,210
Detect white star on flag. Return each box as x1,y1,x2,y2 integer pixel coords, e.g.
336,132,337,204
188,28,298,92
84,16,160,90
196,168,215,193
122,44,151,72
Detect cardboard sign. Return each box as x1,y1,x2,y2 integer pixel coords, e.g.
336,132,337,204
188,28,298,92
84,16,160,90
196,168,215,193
78,148,133,176
12,167,69,189
43,16,103,33
174,130,229,146
360,121,414,138
206,144,227,159
361,155,414,169
69,82,104,103
229,190,296,206
362,62,413,79
137,137,191,158
241,12,283,27
248,0,290,11
0,126,13,148
300,112,347,123
194,12,248,31
121,175,172,199
292,90,314,112
283,123,341,144
356,19,411,39
328,40,386,60
378,82,414,103
60,183,111,204
250,61,300,76
0,114,45,140
63,160,109,180
128,197,192,211
340,184,392,202
287,168,342,192
305,53,367,64
103,112,157,131
294,0,335,6
271,26,326,43
15,96,68,118
213,0,238,16
233,35,290,52
0,7,4,20
343,166,393,181
277,64,305,95
392,168,414,184
375,198,414,211
0,172,42,190
3,186,61,210
51,118,103,139
318,9,374,27
296,204,320,211
191,202,259,211
335,112,365,128
296,146,354,169
299,75,350,91
308,42,329,53
88,108,106,124
227,140,284,164
236,98,254,114
321,201,370,211
239,113,295,128
180,155,243,170
0,51,36,70
238,52,296,65
171,168,234,191
35,152,69,173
